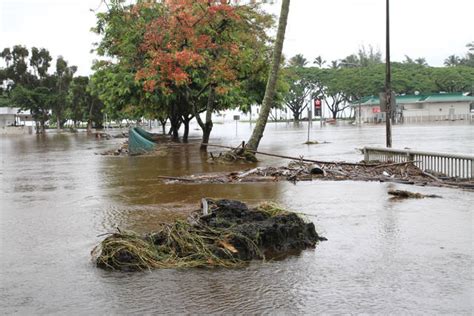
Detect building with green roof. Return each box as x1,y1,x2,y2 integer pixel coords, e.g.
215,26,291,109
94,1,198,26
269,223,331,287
350,92,474,123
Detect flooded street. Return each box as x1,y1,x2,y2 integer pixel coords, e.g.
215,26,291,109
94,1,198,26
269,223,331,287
1,122,473,314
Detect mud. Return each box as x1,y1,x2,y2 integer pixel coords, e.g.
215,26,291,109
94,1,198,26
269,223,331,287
199,199,324,260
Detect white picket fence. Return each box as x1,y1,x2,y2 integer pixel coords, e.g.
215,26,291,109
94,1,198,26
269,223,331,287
363,147,474,179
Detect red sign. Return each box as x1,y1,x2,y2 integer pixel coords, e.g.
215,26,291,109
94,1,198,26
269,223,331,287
314,99,321,109
372,107,381,113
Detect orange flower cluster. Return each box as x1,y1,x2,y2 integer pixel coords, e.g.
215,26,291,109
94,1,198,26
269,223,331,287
136,0,245,94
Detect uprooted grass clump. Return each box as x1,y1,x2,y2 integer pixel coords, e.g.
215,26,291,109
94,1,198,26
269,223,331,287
93,221,255,271
256,201,289,217
92,199,324,271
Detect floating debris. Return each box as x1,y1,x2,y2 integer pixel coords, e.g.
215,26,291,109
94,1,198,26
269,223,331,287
92,199,325,271
388,190,442,199
157,161,473,190
100,142,129,156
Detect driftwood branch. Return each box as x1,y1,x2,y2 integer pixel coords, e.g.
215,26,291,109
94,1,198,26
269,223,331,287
202,143,374,166
372,161,420,169
421,170,442,182
157,175,197,182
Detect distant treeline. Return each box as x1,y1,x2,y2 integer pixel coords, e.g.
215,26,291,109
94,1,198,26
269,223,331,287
0,46,103,133
282,44,474,119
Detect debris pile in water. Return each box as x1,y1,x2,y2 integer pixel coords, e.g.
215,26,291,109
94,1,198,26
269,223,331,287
92,200,325,271
208,145,258,163
157,161,474,190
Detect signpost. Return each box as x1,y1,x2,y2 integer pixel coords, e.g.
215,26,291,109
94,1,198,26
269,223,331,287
314,98,322,128
307,106,312,143
233,114,240,136
379,91,395,112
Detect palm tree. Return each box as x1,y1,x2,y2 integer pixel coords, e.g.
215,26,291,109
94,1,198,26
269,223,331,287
246,0,290,151
313,55,326,68
444,55,460,67
415,57,428,66
288,54,308,67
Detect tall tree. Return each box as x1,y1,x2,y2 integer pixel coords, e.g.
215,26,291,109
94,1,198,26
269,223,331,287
30,47,52,78
247,0,290,151
134,0,273,147
283,65,322,122
11,85,53,133
52,56,77,129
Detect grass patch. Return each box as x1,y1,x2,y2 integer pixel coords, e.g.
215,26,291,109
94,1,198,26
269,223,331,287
256,201,288,217
93,220,261,271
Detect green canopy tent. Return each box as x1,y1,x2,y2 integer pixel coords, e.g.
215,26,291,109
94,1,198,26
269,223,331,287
128,127,157,155
134,126,159,142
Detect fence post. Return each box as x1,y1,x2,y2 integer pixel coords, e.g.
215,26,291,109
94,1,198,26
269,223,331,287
364,148,369,162
471,159,474,179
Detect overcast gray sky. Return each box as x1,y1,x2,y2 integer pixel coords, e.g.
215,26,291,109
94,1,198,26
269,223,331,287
1,0,473,76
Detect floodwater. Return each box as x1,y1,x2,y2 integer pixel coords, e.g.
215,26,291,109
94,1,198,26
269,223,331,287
1,122,473,314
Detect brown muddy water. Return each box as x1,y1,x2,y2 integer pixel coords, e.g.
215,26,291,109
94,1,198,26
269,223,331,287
1,122,473,314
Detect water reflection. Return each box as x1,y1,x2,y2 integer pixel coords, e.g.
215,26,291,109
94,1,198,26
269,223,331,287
99,143,282,232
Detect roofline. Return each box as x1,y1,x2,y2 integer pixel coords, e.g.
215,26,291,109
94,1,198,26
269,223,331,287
350,93,474,107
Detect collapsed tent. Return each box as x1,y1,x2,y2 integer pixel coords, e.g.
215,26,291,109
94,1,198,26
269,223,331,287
128,127,157,155
134,126,159,142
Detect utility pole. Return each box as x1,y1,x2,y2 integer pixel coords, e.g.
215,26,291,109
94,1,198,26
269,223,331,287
385,0,392,148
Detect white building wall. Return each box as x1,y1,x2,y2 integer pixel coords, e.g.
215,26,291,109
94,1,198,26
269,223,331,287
403,102,470,122
355,101,472,124
0,114,16,127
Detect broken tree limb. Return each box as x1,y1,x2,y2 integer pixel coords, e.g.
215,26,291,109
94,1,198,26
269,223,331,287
421,170,442,182
237,167,262,178
388,189,442,199
372,161,420,169
201,198,209,215
157,175,198,182
202,143,374,166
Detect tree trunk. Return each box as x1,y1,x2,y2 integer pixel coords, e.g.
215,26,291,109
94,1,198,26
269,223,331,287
246,0,290,151
183,119,190,143
169,105,181,141
292,110,300,122
159,118,167,134
171,124,179,140
161,122,167,135
198,87,215,151
40,119,46,134
201,125,211,148
87,102,95,133
192,86,215,151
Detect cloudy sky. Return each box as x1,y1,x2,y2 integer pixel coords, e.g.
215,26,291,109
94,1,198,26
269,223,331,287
1,0,473,76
